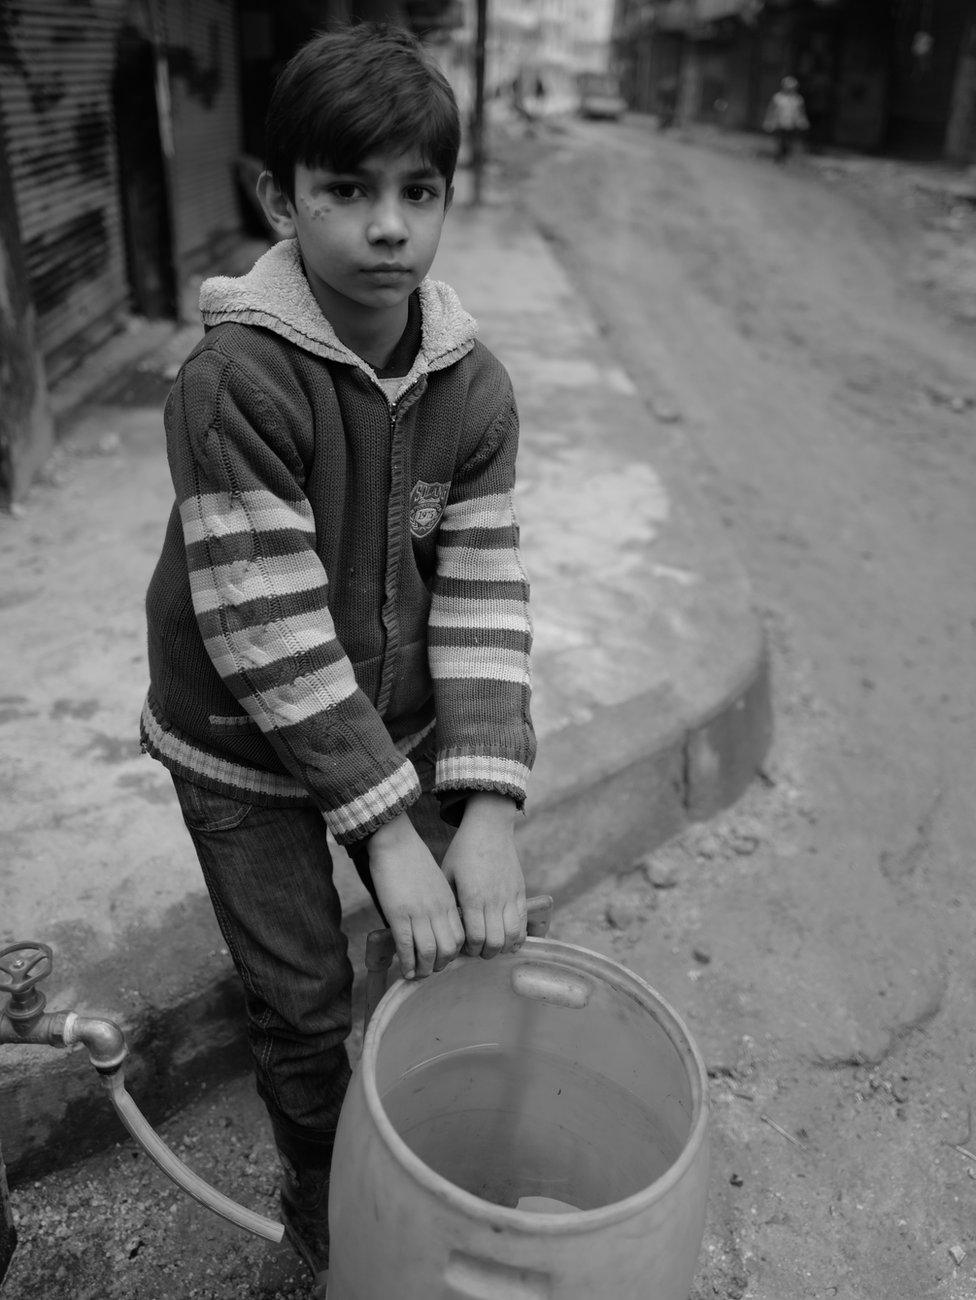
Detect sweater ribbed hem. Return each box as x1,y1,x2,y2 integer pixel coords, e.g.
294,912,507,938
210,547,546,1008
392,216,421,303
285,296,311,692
140,695,314,805
141,693,428,840
433,753,530,810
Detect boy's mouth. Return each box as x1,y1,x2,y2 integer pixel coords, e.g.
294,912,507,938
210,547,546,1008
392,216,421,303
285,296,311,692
363,264,410,277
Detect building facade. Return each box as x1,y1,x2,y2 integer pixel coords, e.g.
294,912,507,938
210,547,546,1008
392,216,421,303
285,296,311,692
611,0,976,161
0,0,245,385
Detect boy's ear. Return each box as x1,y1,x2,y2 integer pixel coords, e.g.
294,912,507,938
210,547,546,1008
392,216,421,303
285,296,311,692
256,170,297,239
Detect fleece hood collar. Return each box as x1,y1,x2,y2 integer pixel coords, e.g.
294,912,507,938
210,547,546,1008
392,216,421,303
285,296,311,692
199,238,477,393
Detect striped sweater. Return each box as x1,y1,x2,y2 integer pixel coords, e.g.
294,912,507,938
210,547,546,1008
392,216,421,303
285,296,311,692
141,238,534,845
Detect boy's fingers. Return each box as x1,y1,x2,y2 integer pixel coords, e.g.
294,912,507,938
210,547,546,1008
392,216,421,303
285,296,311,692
412,918,437,980
462,905,486,957
502,898,528,952
391,918,416,981
431,911,463,972
449,907,465,951
481,908,506,960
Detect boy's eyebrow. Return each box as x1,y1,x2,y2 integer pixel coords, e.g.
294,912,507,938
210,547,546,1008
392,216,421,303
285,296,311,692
323,161,444,183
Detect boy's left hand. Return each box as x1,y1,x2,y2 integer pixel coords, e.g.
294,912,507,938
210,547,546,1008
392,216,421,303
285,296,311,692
442,793,527,959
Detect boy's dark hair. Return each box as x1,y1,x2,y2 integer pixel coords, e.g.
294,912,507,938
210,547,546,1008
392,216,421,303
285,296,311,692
265,23,461,202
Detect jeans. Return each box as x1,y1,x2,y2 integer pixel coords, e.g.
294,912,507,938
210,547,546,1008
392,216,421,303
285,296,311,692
774,127,799,162
171,739,454,1169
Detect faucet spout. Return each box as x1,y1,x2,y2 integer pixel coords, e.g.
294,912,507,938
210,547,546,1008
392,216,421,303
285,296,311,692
63,1014,127,1072
0,1009,126,1072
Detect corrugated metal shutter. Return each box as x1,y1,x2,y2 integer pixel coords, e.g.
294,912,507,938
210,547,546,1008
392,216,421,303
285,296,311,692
163,0,242,272
0,0,129,381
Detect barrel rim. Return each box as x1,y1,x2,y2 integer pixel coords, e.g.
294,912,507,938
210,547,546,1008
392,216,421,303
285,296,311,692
360,935,710,1232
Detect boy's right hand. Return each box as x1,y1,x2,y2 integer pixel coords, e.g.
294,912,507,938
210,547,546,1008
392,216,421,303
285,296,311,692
368,813,465,981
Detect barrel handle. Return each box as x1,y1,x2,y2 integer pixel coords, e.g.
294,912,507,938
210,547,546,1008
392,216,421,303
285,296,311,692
363,895,553,1032
444,1249,552,1299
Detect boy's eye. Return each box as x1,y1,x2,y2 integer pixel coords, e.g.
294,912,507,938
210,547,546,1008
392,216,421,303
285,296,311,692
404,184,438,203
328,182,363,200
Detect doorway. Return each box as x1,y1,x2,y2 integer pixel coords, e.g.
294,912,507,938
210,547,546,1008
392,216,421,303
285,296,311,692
112,20,176,318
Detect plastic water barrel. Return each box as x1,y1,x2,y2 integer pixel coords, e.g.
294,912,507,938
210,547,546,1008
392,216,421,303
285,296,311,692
328,935,709,1299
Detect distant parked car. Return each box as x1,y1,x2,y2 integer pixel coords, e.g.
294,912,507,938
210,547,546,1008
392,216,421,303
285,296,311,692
578,72,626,121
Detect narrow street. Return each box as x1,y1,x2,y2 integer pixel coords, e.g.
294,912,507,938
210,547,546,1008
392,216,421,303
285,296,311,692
522,119,976,1297
4,121,976,1300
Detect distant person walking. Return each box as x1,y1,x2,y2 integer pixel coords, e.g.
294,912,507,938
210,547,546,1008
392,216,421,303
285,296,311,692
657,77,678,130
763,76,809,162
510,75,537,136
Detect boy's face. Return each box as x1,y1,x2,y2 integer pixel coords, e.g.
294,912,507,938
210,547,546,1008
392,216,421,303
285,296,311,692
258,147,452,340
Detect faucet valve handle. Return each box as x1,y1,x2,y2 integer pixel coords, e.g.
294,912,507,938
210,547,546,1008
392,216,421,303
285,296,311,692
0,942,54,1020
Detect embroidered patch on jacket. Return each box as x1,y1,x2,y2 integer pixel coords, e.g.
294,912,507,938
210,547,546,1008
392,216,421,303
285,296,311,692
410,480,450,539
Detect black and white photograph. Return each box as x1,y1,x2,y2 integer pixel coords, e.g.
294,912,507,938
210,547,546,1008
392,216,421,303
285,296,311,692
1,1,974,1296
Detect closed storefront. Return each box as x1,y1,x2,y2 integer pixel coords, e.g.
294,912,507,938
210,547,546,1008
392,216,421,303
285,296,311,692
0,0,129,382
161,0,242,279
0,0,243,384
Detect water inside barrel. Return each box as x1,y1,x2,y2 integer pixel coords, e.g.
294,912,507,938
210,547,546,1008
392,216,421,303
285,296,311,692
381,1043,681,1211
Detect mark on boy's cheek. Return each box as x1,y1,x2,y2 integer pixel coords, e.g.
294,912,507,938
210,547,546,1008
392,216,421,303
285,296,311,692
299,197,331,220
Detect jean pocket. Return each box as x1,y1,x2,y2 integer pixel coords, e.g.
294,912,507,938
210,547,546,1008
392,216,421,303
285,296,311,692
173,778,253,833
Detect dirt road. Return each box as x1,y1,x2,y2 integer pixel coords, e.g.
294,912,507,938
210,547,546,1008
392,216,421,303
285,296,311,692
5,123,976,1299
517,120,976,1298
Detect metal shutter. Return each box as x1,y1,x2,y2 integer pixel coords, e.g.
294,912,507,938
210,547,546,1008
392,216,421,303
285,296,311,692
163,0,242,271
0,0,129,381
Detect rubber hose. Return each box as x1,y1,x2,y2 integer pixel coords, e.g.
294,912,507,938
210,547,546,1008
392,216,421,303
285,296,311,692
102,1069,284,1243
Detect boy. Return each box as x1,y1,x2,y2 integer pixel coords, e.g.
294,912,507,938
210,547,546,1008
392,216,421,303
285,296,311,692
140,23,535,1294
762,75,809,163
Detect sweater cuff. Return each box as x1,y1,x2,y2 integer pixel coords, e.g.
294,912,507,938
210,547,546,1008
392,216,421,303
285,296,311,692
326,757,423,845
433,754,530,813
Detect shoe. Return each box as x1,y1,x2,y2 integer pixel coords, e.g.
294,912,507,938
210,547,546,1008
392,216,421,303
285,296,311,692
278,1152,330,1297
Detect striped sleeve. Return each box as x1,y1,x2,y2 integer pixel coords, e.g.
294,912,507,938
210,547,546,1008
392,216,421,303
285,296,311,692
427,393,536,807
167,352,420,843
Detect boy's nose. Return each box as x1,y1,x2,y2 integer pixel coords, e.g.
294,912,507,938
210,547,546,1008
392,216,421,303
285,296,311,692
366,201,408,245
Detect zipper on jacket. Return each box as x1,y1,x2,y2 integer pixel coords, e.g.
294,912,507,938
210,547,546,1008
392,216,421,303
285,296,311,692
374,385,417,717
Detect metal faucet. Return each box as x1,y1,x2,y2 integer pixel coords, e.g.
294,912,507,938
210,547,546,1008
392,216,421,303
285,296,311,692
0,942,126,1069
0,941,283,1243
